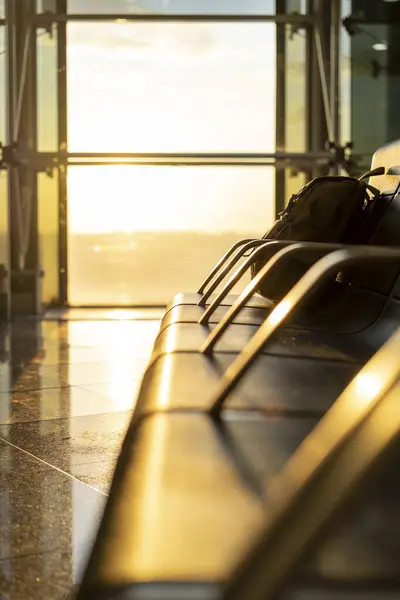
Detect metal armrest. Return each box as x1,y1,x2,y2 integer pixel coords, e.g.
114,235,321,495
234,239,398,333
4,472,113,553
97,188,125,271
222,327,400,600
198,239,268,306
201,241,346,354
198,240,294,325
208,245,400,416
197,238,258,295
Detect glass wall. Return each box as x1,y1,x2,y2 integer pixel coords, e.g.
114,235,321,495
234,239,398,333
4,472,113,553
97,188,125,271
68,165,274,305
349,0,400,170
340,0,351,147
0,23,9,316
67,22,276,154
67,19,277,305
67,0,279,16
284,21,307,200
37,26,59,152
37,25,61,306
38,171,60,305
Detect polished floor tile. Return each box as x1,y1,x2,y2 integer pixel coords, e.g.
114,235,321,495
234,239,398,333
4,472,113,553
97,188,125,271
44,307,165,321
0,410,133,470
80,380,144,412
71,459,118,494
0,310,161,599
0,385,140,424
0,551,80,600
0,440,107,561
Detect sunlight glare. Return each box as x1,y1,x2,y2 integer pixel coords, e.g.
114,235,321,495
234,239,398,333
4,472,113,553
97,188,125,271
269,299,292,326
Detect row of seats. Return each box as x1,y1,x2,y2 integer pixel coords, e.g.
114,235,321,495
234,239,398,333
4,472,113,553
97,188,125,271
77,142,400,599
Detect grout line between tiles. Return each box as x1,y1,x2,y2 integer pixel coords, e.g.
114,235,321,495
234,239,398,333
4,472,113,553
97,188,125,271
0,437,108,497
0,407,135,426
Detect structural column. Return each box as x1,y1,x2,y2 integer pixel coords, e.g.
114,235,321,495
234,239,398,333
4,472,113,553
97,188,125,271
6,0,43,315
306,0,332,178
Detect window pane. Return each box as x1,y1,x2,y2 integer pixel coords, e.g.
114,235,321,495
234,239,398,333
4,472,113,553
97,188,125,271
340,0,351,147
350,23,391,169
0,25,5,142
37,27,59,152
350,1,400,170
0,26,8,317
285,26,306,153
285,169,306,203
67,22,276,153
38,170,60,305
36,0,57,13
0,171,8,315
67,165,275,305
67,0,277,16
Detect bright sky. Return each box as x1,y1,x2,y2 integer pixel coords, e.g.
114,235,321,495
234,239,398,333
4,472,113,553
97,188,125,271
66,19,277,234
26,1,308,236
32,2,314,235
3,1,350,238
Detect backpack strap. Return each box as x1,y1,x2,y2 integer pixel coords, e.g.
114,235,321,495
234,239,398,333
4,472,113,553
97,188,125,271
358,167,386,199
358,166,385,181
365,183,380,198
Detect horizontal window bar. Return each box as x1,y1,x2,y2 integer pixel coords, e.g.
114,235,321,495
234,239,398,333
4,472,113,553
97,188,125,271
7,150,336,169
2,151,373,168
65,160,277,166
33,13,314,25
50,151,332,160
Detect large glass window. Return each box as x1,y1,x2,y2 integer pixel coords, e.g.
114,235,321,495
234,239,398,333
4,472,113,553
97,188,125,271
67,0,278,16
66,19,277,305
340,0,351,147
0,25,8,285
68,165,274,305
67,22,276,153
349,0,400,170
38,170,60,305
37,26,59,152
284,24,307,200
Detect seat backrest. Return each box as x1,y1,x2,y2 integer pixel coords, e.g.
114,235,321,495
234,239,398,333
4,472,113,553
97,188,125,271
347,190,400,294
370,139,400,193
346,141,400,295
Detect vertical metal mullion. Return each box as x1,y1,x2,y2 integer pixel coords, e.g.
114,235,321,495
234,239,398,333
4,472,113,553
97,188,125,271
30,0,39,275
57,0,68,306
307,0,330,179
5,0,16,275
4,0,14,319
275,0,286,217
304,1,313,183
330,0,341,174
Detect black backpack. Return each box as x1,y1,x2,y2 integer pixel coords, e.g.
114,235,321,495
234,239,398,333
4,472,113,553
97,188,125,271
251,168,387,300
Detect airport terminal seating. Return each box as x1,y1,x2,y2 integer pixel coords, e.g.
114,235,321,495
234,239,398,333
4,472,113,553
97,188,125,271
77,141,400,600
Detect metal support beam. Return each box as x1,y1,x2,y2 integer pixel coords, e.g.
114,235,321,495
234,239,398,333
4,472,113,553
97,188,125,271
1,2,346,311
14,25,32,141
0,149,351,169
5,0,42,315
330,0,341,151
275,0,287,217
306,0,331,179
57,0,68,306
33,13,314,25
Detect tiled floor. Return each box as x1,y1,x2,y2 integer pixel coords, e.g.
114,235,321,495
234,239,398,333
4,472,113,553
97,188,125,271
0,308,163,600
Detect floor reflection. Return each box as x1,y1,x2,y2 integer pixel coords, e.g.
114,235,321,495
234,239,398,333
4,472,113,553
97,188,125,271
0,309,161,599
